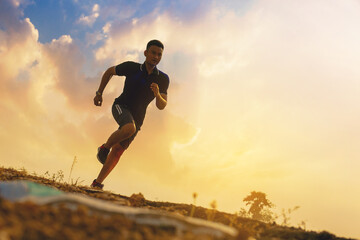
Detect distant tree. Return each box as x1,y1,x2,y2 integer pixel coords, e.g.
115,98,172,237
243,191,275,222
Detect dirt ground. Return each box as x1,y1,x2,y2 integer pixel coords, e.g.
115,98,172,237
0,167,353,240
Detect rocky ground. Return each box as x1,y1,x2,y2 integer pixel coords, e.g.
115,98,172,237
0,167,355,240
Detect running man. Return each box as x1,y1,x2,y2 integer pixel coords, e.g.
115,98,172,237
91,40,169,189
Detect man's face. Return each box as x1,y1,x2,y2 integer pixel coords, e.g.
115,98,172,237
144,45,163,67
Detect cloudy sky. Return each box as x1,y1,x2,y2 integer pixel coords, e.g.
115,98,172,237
1,0,360,238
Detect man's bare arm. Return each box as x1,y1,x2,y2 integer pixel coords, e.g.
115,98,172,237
94,66,116,106
156,93,167,110
98,66,116,94
150,83,167,110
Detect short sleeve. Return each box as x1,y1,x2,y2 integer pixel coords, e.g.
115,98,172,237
115,61,138,76
159,74,169,95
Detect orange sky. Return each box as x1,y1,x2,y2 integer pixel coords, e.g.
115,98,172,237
1,0,360,238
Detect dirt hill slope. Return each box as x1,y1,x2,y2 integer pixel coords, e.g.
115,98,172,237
0,167,355,240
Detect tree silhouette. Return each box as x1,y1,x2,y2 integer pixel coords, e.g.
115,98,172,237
243,191,274,222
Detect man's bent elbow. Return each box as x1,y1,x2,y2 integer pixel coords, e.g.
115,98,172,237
106,66,116,77
157,103,167,110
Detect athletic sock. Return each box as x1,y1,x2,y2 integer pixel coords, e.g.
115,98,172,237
100,144,109,150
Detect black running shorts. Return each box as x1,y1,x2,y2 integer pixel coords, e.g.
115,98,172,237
112,103,138,149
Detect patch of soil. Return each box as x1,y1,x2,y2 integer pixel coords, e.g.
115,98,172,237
0,167,354,240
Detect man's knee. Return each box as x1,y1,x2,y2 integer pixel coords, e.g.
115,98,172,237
121,123,136,138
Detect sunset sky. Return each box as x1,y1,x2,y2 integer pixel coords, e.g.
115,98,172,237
1,0,360,238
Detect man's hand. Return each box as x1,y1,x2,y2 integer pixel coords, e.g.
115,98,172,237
151,83,167,110
94,66,116,107
94,94,103,106
150,83,160,97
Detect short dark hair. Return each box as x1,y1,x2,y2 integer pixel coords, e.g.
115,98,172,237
146,39,164,50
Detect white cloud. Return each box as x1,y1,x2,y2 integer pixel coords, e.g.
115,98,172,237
78,3,100,26
102,22,111,33
85,22,112,46
0,0,39,84
52,34,72,44
92,3,99,12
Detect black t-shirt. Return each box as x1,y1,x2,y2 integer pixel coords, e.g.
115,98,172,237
114,61,169,129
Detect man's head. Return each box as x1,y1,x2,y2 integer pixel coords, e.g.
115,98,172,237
144,39,164,67
146,39,164,50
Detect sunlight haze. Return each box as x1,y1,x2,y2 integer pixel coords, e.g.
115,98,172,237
1,0,360,238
